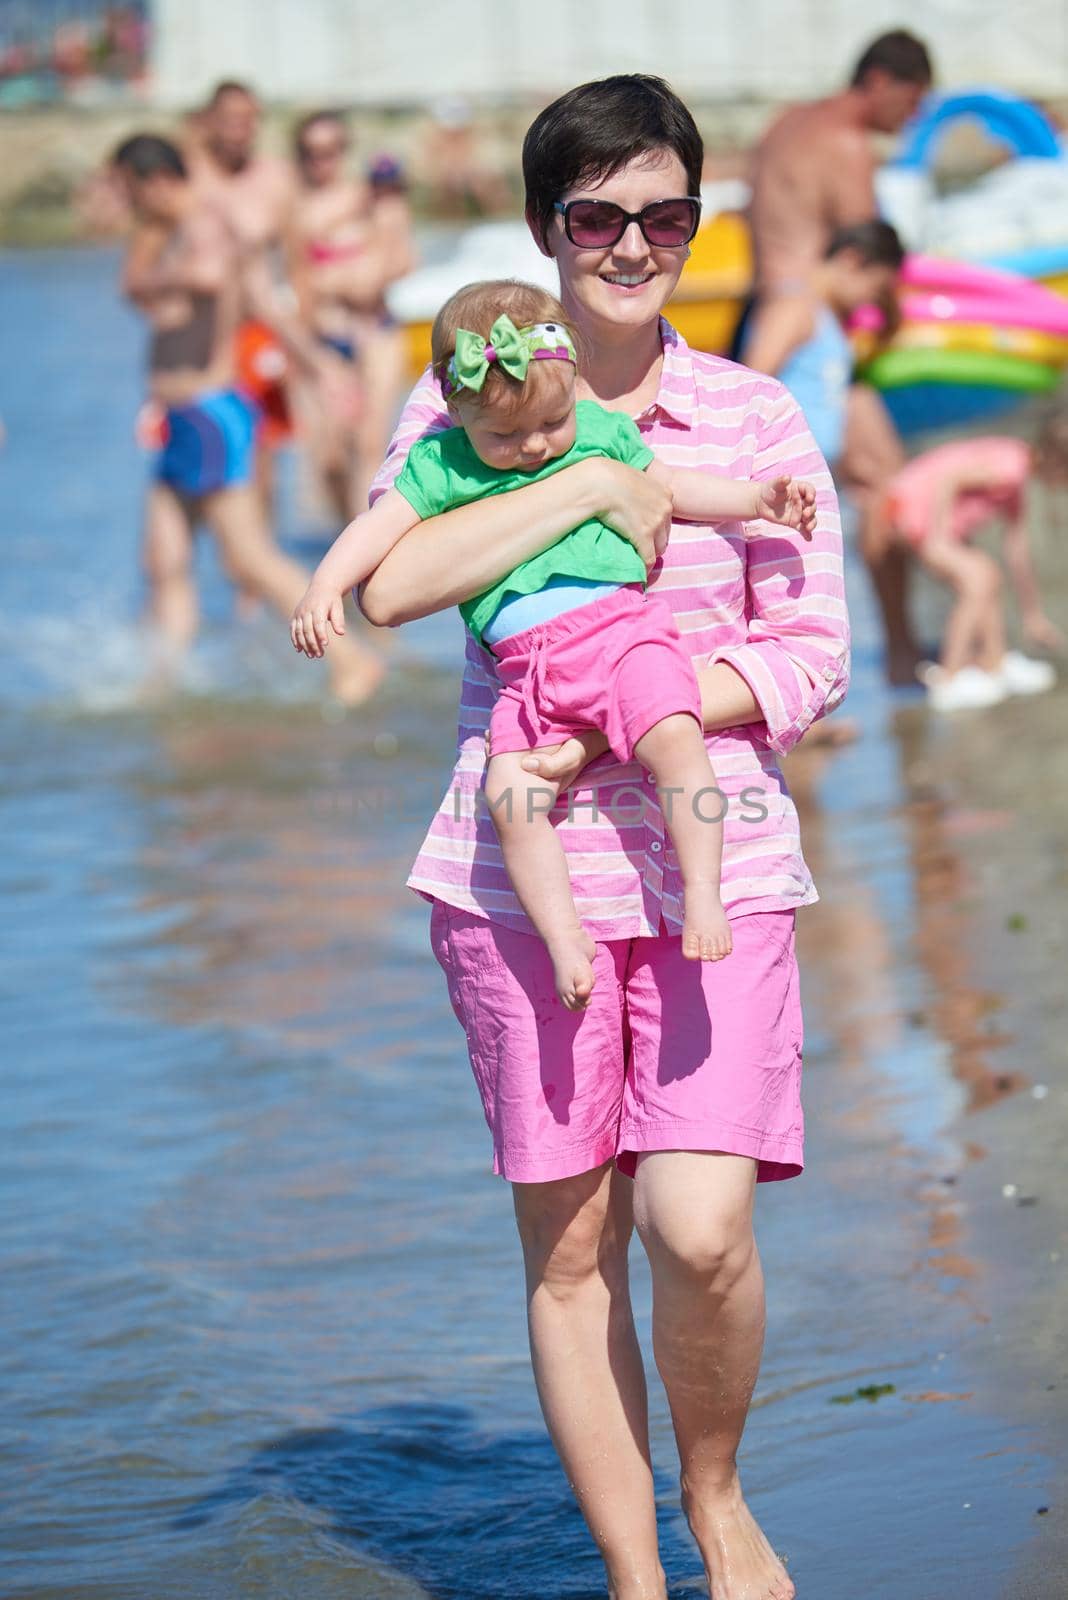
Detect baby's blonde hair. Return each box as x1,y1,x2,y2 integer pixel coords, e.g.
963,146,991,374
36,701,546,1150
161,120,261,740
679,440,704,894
431,279,579,411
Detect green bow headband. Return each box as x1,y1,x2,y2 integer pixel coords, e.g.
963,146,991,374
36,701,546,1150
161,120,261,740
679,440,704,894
442,314,577,398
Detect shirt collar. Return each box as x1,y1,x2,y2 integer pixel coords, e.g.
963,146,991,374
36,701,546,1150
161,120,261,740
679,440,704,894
633,318,699,430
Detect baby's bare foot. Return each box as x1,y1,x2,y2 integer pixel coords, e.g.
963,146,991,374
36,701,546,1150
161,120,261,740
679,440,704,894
684,1476,794,1600
681,882,732,962
548,928,597,1010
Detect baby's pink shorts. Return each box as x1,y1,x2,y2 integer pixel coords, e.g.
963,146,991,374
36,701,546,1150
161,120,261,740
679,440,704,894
487,584,701,762
430,900,804,1185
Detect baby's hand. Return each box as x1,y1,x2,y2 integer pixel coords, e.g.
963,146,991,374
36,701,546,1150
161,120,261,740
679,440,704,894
291,582,346,658
754,475,817,539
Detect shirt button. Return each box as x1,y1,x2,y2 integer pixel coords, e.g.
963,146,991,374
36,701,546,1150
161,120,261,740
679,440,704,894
647,772,657,785
650,840,662,854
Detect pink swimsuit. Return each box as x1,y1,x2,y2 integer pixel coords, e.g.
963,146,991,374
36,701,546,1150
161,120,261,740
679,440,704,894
886,436,1031,546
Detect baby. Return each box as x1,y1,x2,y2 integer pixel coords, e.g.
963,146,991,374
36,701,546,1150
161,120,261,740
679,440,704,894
292,280,816,1008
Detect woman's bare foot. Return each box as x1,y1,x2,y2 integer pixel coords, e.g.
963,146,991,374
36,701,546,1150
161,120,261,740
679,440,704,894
681,883,732,962
547,927,597,1010
684,1476,794,1600
328,645,386,708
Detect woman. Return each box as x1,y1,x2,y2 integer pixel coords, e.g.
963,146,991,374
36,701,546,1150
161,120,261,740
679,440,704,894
287,110,415,517
360,76,848,1600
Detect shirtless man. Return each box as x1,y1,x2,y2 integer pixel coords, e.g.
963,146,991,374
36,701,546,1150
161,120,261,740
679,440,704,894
184,82,308,482
744,30,933,683
287,110,416,517
185,80,293,246
113,133,383,704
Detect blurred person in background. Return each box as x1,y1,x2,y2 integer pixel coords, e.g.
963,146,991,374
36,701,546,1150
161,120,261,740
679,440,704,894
287,110,416,517
184,80,307,500
881,415,1067,710
416,94,512,218
113,133,384,705
742,30,933,685
744,221,905,471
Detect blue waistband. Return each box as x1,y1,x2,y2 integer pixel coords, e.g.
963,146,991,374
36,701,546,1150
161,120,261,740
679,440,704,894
481,577,621,646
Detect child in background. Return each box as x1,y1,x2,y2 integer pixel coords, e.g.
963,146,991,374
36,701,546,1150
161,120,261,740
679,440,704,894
740,220,906,470
291,280,816,1009
881,416,1067,711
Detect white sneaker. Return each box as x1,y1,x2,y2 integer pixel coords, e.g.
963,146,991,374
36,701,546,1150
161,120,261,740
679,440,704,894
926,665,1009,712
997,650,1057,697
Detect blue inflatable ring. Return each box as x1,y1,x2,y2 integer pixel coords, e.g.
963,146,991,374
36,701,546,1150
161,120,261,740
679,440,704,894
893,89,1063,171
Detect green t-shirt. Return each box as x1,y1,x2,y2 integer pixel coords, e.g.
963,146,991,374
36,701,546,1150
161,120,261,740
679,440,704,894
393,399,655,645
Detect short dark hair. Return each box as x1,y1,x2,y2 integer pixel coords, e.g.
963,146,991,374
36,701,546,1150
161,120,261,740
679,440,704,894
208,80,257,107
112,133,187,181
523,74,703,250
851,30,932,88
825,219,906,269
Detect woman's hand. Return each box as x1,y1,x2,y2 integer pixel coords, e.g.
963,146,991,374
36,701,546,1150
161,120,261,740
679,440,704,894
519,731,611,786
587,459,673,568
291,581,346,657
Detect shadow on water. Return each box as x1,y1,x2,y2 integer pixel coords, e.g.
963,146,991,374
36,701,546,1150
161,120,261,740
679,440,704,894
174,1402,705,1600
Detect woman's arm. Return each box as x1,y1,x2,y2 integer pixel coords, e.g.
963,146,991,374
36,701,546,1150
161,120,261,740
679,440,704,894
704,382,850,755
519,664,762,785
360,455,673,626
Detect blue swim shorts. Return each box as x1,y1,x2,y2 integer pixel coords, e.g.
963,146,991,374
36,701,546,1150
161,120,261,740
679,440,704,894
156,389,258,498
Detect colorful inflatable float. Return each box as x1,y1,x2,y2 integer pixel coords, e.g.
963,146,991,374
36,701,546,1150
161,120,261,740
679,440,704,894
860,90,1068,430
857,255,1068,434
389,89,1068,438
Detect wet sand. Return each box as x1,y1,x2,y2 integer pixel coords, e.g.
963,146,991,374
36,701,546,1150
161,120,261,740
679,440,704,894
0,246,1066,1596
780,520,1068,1594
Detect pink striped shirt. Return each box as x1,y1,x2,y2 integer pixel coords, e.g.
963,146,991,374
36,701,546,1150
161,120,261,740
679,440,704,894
369,320,850,938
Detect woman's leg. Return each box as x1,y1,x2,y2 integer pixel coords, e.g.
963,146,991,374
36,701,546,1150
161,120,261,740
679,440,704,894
484,749,595,1010
513,1164,667,1600
633,1151,794,1600
632,714,732,962
920,542,1005,674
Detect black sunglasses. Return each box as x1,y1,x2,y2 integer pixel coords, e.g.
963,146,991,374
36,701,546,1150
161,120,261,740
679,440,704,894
553,196,702,250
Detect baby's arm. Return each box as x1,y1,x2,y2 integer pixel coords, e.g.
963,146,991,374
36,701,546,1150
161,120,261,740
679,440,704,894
647,460,816,538
291,490,422,657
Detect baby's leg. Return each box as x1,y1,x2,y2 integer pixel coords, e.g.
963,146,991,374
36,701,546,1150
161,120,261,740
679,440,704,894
633,714,732,962
484,749,596,1011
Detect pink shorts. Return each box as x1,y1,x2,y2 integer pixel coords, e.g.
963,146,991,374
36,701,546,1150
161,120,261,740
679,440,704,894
488,585,702,763
430,900,804,1184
